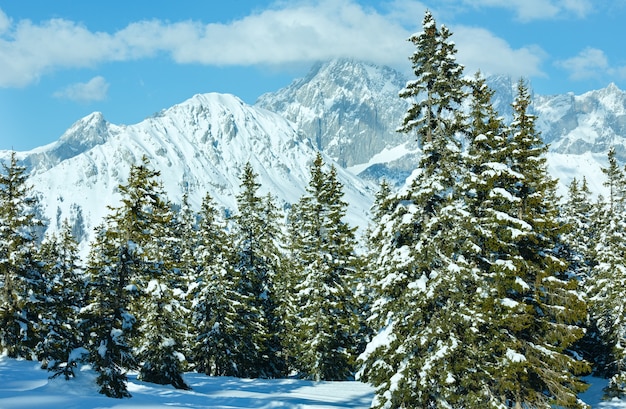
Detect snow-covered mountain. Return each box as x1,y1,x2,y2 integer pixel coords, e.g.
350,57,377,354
257,59,624,195
536,83,626,158
1,93,375,249
3,59,626,247
256,59,420,185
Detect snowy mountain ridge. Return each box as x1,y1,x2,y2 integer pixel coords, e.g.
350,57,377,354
3,92,375,249
2,59,626,246
536,82,626,159
257,59,625,195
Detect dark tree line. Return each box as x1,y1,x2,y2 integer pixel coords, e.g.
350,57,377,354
0,152,363,398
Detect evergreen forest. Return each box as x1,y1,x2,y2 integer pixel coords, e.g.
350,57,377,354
1,10,626,409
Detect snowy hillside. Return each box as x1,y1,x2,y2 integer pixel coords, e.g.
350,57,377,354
0,357,621,408
1,92,374,248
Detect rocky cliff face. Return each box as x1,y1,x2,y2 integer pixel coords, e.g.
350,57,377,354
256,59,415,168
536,83,626,160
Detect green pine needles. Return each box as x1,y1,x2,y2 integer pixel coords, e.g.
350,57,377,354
358,10,590,409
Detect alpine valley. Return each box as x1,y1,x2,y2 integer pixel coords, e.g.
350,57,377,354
1,58,625,248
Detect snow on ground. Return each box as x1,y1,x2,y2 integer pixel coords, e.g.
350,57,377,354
1,357,626,408
0,357,374,409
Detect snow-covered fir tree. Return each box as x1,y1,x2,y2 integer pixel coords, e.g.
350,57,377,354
587,148,626,397
359,12,589,408
258,192,289,377
36,219,86,379
171,192,201,362
82,223,137,398
0,151,45,359
288,153,360,381
229,163,285,378
190,192,240,376
465,76,589,407
561,177,596,280
561,177,609,377
119,157,189,390
359,11,484,407
82,156,190,396
503,83,588,408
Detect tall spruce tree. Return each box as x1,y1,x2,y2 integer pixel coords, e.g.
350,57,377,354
464,76,589,407
190,193,240,376
120,157,189,390
359,11,483,407
37,219,86,379
587,148,626,397
82,223,137,398
563,178,609,377
172,192,201,363
359,13,589,407
561,177,596,280
289,153,359,381
478,80,588,407
82,156,189,396
258,192,288,377
0,151,45,359
229,163,284,378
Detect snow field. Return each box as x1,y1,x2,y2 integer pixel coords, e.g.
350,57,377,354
0,357,375,409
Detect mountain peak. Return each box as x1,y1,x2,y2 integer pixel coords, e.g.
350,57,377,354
606,82,621,92
61,111,109,140
185,92,245,108
256,59,410,168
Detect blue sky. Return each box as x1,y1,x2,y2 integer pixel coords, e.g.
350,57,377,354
1,0,625,151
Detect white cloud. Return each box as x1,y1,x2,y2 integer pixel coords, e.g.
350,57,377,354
460,0,592,21
0,9,11,34
114,0,413,67
0,17,124,87
0,2,545,87
556,48,609,80
556,47,626,82
53,76,109,102
454,26,546,78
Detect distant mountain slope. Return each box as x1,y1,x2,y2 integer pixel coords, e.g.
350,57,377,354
536,83,626,160
3,59,626,248
258,59,623,194
2,93,374,249
256,59,416,169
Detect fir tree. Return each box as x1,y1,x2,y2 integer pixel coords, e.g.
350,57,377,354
172,192,201,363
258,192,288,377
587,148,626,397
0,151,45,359
359,15,589,407
82,224,137,398
563,178,609,378
359,12,483,407
229,163,285,378
289,153,359,381
190,193,240,376
37,219,86,379
119,157,189,390
82,156,189,396
561,177,596,279
484,80,588,407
